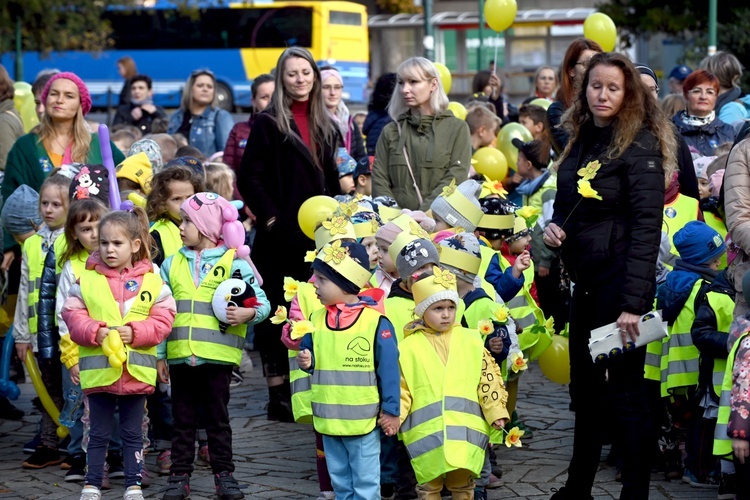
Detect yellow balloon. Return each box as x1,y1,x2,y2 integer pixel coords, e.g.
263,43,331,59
117,349,127,363
497,123,533,171
13,81,39,133
472,147,508,181
484,0,517,33
583,12,617,52
109,353,123,369
24,351,69,438
528,98,552,110
538,335,571,385
102,339,113,356
298,195,340,240
447,101,467,120
108,330,123,350
433,62,452,95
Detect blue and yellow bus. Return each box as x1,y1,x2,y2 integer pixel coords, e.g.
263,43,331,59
2,0,369,109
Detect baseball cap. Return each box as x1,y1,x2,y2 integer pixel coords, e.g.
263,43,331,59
354,156,374,178
669,65,692,81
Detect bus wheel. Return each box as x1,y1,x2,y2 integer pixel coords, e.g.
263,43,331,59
216,82,234,112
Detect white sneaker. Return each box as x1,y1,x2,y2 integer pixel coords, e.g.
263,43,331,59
123,485,144,500
80,485,101,500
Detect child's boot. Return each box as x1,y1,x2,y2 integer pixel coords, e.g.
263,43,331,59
80,485,101,500
215,471,245,500
162,474,190,500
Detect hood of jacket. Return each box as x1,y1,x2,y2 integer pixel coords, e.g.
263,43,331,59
656,260,715,324
86,251,153,278
716,86,743,114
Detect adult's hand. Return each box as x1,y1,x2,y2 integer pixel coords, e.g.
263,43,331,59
543,223,566,248
617,312,641,344
1,251,14,272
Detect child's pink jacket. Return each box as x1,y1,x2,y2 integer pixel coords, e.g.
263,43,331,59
62,252,176,396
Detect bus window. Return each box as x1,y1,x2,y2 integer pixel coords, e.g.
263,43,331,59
329,11,362,26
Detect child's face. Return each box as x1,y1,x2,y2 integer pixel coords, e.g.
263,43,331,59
73,216,100,253
423,299,456,332
433,215,450,232
708,255,724,271
519,116,543,140
166,180,196,221
356,174,372,196
377,238,396,274
339,174,355,195
698,178,711,199
99,223,140,272
361,236,379,270
508,234,530,255
179,210,203,249
474,125,496,148
40,186,67,230
516,152,534,179
312,269,347,306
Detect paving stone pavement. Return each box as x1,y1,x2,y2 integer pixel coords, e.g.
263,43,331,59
0,351,717,499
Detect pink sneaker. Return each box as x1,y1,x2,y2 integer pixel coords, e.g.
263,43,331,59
157,450,172,475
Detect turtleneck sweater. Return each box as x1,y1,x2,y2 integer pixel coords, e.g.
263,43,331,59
291,99,311,149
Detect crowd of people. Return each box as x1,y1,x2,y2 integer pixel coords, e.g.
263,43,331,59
0,37,749,500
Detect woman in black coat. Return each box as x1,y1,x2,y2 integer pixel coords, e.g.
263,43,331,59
238,47,339,421
543,53,676,499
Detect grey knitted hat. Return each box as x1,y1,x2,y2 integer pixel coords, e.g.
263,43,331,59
1,185,42,236
396,238,440,281
430,179,483,231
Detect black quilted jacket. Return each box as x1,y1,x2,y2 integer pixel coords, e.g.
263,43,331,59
36,249,59,359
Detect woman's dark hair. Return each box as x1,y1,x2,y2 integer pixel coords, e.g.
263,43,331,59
519,139,550,170
60,198,109,264
0,65,14,102
369,73,397,112
31,70,59,97
251,74,274,100
130,74,153,90
472,70,495,95
555,37,604,107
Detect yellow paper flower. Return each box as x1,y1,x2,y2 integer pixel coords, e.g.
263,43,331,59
482,175,508,198
516,206,540,220
322,239,348,264
283,277,300,302
577,179,603,200
409,221,429,239
370,219,381,233
505,426,525,448
432,266,456,289
322,216,349,235
339,200,359,217
510,352,528,373
270,305,288,325
290,320,316,340
577,159,601,181
492,305,511,324
544,316,555,335
477,319,494,336
440,178,457,197
304,251,316,263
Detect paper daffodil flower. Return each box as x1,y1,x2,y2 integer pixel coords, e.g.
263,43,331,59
577,159,601,181
322,239,348,264
482,175,508,198
283,277,300,302
544,316,555,335
409,221,429,239
505,426,525,448
440,178,457,197
477,319,494,336
515,205,541,228
510,352,528,373
270,305,288,325
290,320,316,340
338,200,359,218
492,305,511,324
577,179,603,200
432,266,457,289
304,250,316,263
322,215,349,235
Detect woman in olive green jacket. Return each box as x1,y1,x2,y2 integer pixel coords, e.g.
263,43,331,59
372,57,471,211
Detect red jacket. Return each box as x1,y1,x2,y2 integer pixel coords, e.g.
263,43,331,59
62,252,176,396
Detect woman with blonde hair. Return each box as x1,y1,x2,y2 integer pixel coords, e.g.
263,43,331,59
529,65,558,100
544,52,675,499
167,69,234,157
239,46,339,422
372,56,471,210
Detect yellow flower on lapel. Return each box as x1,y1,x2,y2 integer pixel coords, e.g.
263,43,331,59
577,159,601,181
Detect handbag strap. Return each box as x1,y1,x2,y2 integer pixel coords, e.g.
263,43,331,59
396,121,423,207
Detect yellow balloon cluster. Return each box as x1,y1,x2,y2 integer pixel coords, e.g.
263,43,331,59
13,82,39,133
433,62,452,95
298,196,340,240
497,123,533,171
472,147,508,181
102,329,127,369
583,12,617,52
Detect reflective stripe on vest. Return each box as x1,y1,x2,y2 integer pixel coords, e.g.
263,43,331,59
288,281,322,424
663,194,700,261
310,307,381,436
714,331,748,457
659,279,702,397
644,340,662,381
398,326,489,484
23,234,47,335
78,270,162,389
167,249,246,365
151,219,182,259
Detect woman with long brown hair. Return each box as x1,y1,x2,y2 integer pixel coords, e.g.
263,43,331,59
238,47,339,421
117,55,138,106
544,52,675,499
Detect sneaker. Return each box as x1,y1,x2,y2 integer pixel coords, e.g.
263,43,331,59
60,453,74,470
486,473,502,489
23,433,42,453
215,471,244,500
682,469,719,489
316,491,335,500
157,450,172,475
80,485,101,500
474,488,487,500
162,474,190,500
101,462,111,490
107,451,125,479
229,367,243,388
717,473,736,500
123,485,144,500
140,465,151,488
196,444,210,467
266,399,294,422
491,463,503,479
65,454,87,482
22,445,64,469
381,483,396,499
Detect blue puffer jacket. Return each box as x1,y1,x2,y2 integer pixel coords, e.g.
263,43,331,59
672,113,736,156
167,107,235,157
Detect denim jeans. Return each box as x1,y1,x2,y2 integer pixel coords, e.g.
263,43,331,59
322,429,380,500
61,364,84,456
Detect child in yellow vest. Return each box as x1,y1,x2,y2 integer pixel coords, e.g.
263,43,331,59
399,267,509,499
296,240,400,500
62,206,176,500
157,192,269,500
12,175,71,469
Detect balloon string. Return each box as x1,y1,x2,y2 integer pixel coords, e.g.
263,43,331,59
493,36,499,76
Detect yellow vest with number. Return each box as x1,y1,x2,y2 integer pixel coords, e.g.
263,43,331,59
78,270,162,389
151,219,182,259
288,281,322,424
23,234,58,334
663,194,700,261
309,307,381,436
714,331,748,457
399,326,490,484
167,249,246,365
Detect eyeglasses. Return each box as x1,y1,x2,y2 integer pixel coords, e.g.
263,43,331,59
689,87,717,96
322,84,343,92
